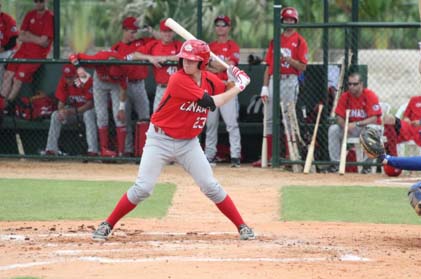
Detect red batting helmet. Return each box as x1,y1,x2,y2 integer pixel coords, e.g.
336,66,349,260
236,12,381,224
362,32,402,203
177,39,210,70
383,164,402,177
281,7,299,23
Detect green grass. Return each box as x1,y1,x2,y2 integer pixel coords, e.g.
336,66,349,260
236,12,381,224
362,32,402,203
0,178,176,221
281,186,421,224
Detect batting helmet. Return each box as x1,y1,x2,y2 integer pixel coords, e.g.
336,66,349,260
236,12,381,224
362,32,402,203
383,164,402,177
177,39,210,70
281,7,299,23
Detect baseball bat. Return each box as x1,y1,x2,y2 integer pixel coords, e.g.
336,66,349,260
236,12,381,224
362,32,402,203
338,109,350,175
11,108,25,158
287,103,302,172
280,102,299,172
261,101,268,168
330,56,346,118
303,104,323,174
165,18,230,69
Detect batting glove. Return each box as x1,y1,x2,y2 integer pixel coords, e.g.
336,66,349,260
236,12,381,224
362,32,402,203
69,53,80,67
260,86,269,98
227,66,250,91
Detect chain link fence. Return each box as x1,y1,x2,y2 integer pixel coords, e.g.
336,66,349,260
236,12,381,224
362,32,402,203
1,22,421,170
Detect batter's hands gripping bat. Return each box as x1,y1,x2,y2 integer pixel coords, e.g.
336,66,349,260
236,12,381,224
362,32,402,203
303,104,323,174
165,18,229,69
330,57,346,119
261,101,268,168
338,109,350,175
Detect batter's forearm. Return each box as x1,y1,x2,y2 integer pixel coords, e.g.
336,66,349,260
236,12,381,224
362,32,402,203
212,87,241,107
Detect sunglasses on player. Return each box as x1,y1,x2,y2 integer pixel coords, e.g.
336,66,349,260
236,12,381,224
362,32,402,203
34,0,45,3
347,82,360,86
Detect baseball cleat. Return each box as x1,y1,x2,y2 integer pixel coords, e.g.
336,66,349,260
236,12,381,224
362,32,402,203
92,221,112,241
238,224,255,240
230,158,241,168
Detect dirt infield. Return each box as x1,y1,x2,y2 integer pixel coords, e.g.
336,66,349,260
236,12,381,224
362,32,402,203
1,160,421,279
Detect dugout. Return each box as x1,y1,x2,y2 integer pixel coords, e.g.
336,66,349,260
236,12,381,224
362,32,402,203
0,63,367,163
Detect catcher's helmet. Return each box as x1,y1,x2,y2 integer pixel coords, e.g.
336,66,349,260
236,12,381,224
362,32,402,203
177,39,210,70
383,164,402,177
281,7,299,23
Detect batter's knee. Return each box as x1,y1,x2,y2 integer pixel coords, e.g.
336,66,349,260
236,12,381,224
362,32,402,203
199,181,226,203
126,181,154,204
408,182,421,216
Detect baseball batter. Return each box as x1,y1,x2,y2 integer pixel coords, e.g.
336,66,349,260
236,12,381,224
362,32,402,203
70,50,127,157
92,39,255,241
206,15,242,167
254,7,308,167
44,64,98,156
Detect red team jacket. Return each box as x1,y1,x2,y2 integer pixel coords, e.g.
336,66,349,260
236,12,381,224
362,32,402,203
209,40,240,81
0,12,18,49
55,77,93,108
335,88,382,125
151,70,225,139
18,9,54,58
143,39,183,85
77,50,128,89
111,37,154,81
265,31,308,76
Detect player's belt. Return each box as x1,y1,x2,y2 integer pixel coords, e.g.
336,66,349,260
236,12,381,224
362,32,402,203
153,125,167,135
156,84,167,88
128,79,145,83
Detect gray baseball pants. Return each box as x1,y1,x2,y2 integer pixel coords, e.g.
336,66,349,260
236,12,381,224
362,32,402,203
328,124,382,162
45,108,98,153
125,80,150,153
265,75,299,135
127,125,227,204
205,96,241,160
93,72,125,129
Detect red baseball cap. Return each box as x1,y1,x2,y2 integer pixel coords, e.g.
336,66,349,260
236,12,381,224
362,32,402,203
160,19,172,31
62,64,77,78
214,15,231,26
122,17,139,30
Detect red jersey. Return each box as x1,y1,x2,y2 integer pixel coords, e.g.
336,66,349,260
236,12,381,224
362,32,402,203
0,12,18,49
19,9,54,58
78,50,128,89
144,39,182,84
265,31,308,76
111,37,154,81
209,40,240,81
55,77,93,108
403,96,421,121
335,88,382,124
151,70,225,139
